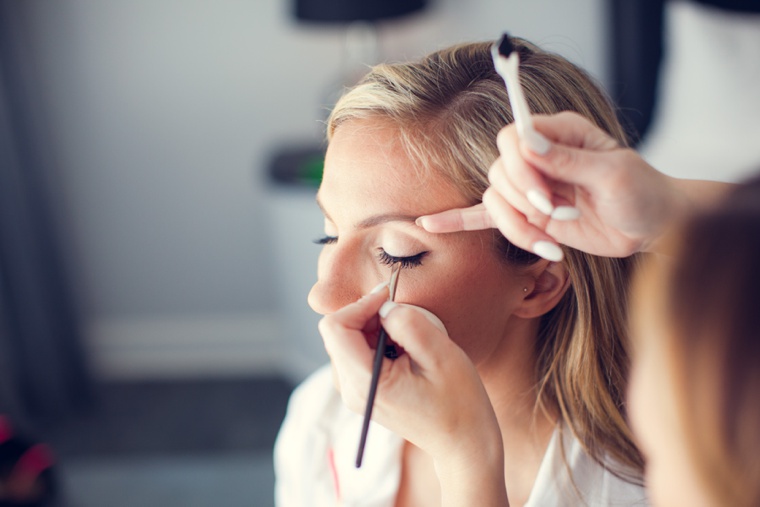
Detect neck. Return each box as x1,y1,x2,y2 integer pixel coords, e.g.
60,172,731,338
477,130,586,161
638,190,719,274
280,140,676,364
477,316,558,506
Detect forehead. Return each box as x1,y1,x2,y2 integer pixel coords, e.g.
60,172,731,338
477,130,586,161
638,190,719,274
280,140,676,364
319,120,471,219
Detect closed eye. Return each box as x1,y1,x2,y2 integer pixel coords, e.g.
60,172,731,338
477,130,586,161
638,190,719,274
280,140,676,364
313,237,427,269
313,236,337,245
377,249,428,269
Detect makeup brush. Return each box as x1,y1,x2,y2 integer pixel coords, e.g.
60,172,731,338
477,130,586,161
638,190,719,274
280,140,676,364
355,262,402,468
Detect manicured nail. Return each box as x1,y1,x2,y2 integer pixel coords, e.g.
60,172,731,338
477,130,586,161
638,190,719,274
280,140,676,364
370,281,389,294
379,301,398,319
533,241,564,262
551,206,581,221
408,305,447,333
524,130,551,155
526,190,554,215
415,217,426,227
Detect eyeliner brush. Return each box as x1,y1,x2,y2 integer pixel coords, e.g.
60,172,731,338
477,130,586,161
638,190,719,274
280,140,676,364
355,262,402,468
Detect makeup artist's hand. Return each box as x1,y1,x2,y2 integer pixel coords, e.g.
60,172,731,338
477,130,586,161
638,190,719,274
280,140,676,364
417,112,716,259
319,288,509,507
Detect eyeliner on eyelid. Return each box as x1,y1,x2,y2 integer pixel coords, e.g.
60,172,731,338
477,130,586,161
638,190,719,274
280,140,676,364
377,250,428,269
312,237,427,269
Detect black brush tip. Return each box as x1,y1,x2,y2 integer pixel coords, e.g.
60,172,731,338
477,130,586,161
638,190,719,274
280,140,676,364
497,33,514,57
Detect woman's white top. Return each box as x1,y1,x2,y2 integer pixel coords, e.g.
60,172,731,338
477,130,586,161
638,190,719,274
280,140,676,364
274,364,648,507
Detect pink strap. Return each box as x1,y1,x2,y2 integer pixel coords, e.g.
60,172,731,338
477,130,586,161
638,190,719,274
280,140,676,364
15,443,55,477
327,447,341,501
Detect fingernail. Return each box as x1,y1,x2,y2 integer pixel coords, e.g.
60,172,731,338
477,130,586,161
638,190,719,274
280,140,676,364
370,281,389,294
415,217,426,228
533,241,564,262
406,305,447,334
551,206,581,221
379,301,398,319
526,190,554,215
524,130,551,155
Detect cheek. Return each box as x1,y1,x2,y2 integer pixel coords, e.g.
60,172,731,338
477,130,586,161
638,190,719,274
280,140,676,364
630,363,674,506
629,350,673,470
393,257,518,361
627,360,653,453
645,444,713,507
630,350,714,507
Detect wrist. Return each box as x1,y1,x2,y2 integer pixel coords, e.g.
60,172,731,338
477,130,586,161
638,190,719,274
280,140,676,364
672,177,733,212
433,428,508,507
434,453,509,507
639,175,689,255
642,176,732,255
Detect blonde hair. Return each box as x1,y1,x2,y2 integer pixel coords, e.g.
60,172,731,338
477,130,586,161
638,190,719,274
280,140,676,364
634,175,760,506
328,38,644,481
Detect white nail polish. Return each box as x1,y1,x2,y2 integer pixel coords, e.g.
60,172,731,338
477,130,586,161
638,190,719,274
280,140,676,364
379,301,397,319
404,304,448,334
524,130,551,155
533,241,564,262
526,190,554,215
370,281,389,294
551,206,581,221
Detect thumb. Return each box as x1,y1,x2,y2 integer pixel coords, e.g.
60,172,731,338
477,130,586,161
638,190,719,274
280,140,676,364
379,303,452,370
416,203,495,233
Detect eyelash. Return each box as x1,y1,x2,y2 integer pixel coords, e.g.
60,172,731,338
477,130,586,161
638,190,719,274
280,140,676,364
377,250,427,269
313,236,427,269
313,236,337,245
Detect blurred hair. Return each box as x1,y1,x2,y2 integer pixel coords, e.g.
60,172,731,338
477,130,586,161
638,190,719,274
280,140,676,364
638,173,760,507
327,38,644,482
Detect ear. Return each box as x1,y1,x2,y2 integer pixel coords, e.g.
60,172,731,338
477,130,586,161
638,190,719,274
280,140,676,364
513,260,571,319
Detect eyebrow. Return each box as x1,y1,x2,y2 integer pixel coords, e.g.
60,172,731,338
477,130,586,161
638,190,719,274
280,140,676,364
316,195,419,229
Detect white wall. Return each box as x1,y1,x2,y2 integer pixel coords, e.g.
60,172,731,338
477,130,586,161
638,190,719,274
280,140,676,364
638,1,760,182
20,0,609,382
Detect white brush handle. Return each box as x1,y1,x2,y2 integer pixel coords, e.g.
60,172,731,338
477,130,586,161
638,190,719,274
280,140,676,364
494,51,535,139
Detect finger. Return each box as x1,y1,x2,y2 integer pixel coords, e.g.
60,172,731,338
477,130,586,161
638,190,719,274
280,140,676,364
496,127,555,216
482,187,564,262
378,303,453,372
319,290,387,366
319,292,395,412
416,203,495,233
320,288,387,336
488,158,551,229
521,113,623,187
532,111,619,151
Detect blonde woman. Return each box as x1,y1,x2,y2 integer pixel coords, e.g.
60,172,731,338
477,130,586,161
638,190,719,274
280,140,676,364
275,38,647,506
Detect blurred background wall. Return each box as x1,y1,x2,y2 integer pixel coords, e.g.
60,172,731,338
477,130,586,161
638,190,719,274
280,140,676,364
8,0,610,385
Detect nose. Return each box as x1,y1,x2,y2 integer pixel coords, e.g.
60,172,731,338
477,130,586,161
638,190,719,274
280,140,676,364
307,246,365,316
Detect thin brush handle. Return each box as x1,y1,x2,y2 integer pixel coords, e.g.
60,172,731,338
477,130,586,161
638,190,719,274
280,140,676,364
355,263,401,468
355,326,389,468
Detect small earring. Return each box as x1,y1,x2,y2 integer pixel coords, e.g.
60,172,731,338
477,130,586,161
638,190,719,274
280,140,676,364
523,287,528,293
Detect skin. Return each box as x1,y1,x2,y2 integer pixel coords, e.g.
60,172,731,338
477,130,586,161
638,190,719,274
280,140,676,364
628,270,713,507
418,112,730,259
310,119,569,506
